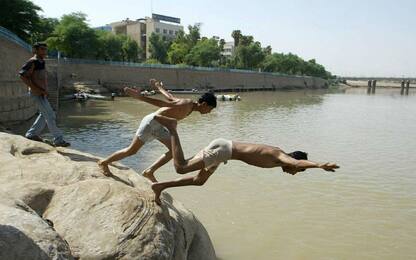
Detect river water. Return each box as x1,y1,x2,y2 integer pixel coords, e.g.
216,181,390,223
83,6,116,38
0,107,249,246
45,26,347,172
53,88,416,259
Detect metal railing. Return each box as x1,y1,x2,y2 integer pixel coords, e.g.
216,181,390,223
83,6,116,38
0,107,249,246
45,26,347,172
59,58,310,79
0,26,31,52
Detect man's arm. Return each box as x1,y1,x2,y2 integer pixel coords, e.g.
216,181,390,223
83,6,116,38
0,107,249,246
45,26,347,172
19,61,47,96
150,79,178,101
278,153,339,172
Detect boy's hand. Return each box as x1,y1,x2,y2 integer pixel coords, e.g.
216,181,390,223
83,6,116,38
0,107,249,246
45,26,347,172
319,163,339,172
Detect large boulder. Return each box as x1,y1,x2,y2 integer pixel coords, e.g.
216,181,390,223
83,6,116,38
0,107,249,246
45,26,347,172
0,132,216,260
0,198,73,260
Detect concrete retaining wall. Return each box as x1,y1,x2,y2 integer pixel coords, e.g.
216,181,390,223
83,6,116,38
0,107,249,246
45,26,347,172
56,61,328,92
0,32,37,123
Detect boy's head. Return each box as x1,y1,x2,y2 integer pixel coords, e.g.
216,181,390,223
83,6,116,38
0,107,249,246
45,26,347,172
282,151,308,175
288,151,308,160
33,42,47,58
197,92,217,114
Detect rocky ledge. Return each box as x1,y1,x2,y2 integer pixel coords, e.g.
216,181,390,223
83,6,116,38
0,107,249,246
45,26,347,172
0,132,215,260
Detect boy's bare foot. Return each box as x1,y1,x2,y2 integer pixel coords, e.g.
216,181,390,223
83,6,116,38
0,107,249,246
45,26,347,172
98,160,112,176
154,115,177,131
151,183,163,205
142,169,157,183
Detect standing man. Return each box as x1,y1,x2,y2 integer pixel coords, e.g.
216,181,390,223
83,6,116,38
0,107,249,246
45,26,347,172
19,42,70,147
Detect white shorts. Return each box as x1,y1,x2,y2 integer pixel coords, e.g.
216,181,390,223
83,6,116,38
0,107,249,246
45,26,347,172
135,112,170,143
196,138,233,171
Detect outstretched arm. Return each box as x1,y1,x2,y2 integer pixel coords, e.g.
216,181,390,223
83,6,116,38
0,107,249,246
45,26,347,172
150,79,178,101
124,87,176,107
278,153,339,172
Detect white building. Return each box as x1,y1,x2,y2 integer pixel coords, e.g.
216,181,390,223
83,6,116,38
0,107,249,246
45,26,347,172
109,14,183,59
222,41,235,58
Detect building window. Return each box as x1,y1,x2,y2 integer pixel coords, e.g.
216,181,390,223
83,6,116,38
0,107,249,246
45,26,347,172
175,31,178,35
156,28,160,33
163,29,167,34
169,30,173,35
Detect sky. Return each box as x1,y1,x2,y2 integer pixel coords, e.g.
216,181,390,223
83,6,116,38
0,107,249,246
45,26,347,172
32,0,416,77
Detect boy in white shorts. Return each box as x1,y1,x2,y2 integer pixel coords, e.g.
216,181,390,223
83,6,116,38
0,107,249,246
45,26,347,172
151,115,339,205
98,79,217,180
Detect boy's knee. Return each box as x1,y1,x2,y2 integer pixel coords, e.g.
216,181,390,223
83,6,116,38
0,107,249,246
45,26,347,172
174,164,187,174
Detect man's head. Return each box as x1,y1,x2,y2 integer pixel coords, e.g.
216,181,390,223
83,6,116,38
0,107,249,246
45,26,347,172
33,42,47,59
282,151,308,175
197,92,217,114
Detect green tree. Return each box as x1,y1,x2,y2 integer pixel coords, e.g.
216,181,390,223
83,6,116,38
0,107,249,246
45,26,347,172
231,30,242,47
168,41,189,64
261,53,331,79
122,37,142,62
185,38,221,67
30,17,59,43
0,0,42,42
95,31,123,61
148,32,171,63
186,24,201,48
47,12,99,58
232,41,265,69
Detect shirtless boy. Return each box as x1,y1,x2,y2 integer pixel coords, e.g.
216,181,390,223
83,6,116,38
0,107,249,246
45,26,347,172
98,80,217,181
151,116,339,204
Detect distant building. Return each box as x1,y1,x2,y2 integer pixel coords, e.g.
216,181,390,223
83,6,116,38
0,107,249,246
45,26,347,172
222,41,235,58
108,14,183,59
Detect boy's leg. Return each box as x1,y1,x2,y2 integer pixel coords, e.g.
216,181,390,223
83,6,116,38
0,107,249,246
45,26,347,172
151,167,216,205
142,138,172,182
98,136,144,176
154,115,205,174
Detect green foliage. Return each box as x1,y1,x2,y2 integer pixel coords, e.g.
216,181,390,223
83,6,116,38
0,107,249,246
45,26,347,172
149,33,171,63
168,41,189,64
31,17,59,43
231,30,242,47
185,38,221,67
231,40,265,69
0,0,41,42
46,13,142,62
261,53,332,79
122,37,142,62
47,12,99,58
144,58,161,64
186,24,201,48
95,30,123,61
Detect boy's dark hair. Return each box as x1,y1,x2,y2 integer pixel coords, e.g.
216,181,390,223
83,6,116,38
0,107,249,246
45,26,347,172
288,151,308,160
33,42,47,49
198,92,217,108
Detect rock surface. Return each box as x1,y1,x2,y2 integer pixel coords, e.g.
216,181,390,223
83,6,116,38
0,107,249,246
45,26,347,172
0,132,216,260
